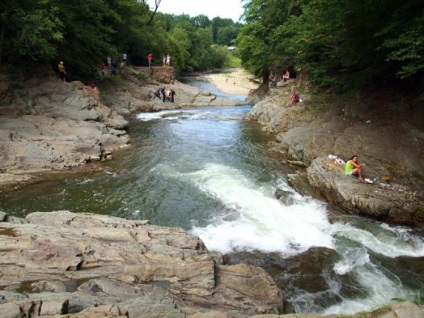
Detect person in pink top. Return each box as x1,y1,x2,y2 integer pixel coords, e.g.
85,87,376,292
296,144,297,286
148,53,152,68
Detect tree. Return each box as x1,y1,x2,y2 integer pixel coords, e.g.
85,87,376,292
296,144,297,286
377,1,424,80
216,25,241,46
212,17,235,43
237,0,298,92
0,0,63,65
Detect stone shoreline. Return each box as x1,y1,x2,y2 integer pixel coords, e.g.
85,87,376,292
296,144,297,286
1,211,423,318
0,66,246,188
1,67,424,317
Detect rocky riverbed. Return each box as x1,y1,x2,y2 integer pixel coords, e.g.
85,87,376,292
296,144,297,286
1,66,424,317
0,66,244,188
1,211,423,318
244,77,424,228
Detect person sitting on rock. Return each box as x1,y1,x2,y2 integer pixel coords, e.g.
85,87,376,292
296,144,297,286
154,89,161,99
283,70,290,81
345,155,365,182
289,90,300,106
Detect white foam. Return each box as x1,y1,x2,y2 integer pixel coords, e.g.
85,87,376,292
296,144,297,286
189,163,334,256
330,222,424,258
323,263,411,315
157,161,424,315
136,110,193,121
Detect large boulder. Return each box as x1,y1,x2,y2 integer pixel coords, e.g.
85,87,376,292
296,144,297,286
307,157,424,227
0,211,283,317
0,77,129,179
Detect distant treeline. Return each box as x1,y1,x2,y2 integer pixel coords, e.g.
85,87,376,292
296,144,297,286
236,0,424,92
0,0,242,80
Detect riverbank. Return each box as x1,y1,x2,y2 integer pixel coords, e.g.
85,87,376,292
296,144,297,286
1,210,423,318
203,68,258,95
0,66,246,188
3,66,424,315
245,75,424,228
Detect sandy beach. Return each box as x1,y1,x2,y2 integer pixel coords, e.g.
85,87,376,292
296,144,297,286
205,69,258,95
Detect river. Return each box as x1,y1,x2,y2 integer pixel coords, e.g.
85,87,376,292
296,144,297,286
1,78,423,315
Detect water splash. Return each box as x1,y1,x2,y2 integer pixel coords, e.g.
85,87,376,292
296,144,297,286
186,163,334,256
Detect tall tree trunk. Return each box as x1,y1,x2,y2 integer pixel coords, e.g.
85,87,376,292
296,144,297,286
256,69,270,97
147,0,161,26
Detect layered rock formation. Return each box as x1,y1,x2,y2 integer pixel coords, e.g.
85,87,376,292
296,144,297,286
99,67,245,116
0,211,282,317
1,211,423,318
0,74,130,186
246,79,424,228
0,66,244,187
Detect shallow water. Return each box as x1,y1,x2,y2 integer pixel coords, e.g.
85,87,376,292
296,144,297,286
1,79,423,315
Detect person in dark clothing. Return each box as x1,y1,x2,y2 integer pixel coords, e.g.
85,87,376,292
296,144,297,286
170,89,176,103
160,87,166,102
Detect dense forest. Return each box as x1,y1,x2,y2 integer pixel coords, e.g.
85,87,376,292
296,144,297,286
237,0,424,93
0,0,423,95
0,0,242,80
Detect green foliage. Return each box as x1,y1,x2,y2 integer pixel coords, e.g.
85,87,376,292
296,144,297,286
155,12,242,72
237,0,297,78
225,53,242,68
204,46,229,70
0,0,63,63
237,0,424,91
216,25,240,45
0,0,242,79
377,2,424,79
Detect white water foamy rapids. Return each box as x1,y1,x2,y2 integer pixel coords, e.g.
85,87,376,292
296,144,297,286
182,163,424,315
136,105,424,315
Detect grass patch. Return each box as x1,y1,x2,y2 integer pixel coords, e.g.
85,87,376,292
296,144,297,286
225,55,242,68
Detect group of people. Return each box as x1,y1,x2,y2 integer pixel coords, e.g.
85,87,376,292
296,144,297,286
154,87,176,103
162,54,171,66
100,57,118,77
146,53,172,68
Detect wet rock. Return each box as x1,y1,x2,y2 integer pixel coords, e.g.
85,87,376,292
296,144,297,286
275,188,294,205
246,82,424,228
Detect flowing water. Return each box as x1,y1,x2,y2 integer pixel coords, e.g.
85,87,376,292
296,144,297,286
1,78,423,315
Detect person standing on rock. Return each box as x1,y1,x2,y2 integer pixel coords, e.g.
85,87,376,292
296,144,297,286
162,55,166,66
166,54,171,66
160,87,166,102
345,155,365,182
100,61,106,77
169,89,176,103
148,53,152,68
58,61,66,82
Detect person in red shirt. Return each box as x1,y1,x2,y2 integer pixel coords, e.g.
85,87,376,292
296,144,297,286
148,53,152,68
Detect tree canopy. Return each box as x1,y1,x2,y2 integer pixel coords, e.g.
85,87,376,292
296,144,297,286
237,0,424,91
0,0,242,80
